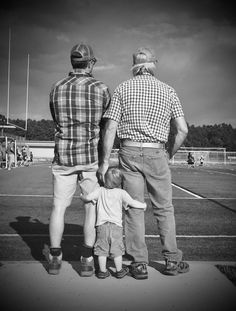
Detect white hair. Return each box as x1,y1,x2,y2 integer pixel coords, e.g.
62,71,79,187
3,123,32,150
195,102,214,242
131,62,156,76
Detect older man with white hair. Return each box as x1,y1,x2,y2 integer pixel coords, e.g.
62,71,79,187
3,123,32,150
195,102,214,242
98,47,189,279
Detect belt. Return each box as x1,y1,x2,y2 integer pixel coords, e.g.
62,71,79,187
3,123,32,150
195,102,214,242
121,140,165,149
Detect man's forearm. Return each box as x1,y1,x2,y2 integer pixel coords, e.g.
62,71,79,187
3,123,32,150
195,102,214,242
169,130,187,159
101,119,118,164
168,117,188,159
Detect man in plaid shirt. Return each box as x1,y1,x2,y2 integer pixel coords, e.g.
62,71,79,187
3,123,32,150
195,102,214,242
98,47,189,279
48,43,110,276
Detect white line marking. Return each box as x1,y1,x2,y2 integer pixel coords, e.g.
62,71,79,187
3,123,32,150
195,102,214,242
0,234,235,238
145,235,236,238
172,197,236,200
0,194,52,197
171,183,202,198
203,169,236,177
0,194,236,200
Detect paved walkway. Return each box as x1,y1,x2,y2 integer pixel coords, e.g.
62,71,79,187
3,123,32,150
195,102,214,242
0,261,235,311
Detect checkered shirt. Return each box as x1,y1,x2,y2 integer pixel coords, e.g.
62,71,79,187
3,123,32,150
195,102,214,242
50,70,110,166
103,73,184,143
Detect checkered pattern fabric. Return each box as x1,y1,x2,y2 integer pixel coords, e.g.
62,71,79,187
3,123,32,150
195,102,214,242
50,70,110,166
103,73,184,143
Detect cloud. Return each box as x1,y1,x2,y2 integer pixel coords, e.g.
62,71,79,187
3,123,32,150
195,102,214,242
56,34,70,43
95,64,117,71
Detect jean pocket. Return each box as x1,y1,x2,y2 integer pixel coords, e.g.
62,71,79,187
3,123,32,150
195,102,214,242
145,149,165,160
119,152,140,171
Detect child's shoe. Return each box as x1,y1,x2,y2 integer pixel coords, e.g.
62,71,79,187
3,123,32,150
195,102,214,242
115,267,129,279
96,269,110,279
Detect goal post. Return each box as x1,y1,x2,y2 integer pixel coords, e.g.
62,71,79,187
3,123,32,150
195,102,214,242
171,147,228,165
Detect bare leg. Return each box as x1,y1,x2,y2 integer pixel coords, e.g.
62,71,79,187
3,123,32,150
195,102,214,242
49,203,68,249
114,255,122,272
98,256,107,272
83,202,96,248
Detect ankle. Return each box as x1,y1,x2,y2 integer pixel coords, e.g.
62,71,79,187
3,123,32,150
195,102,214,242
50,247,62,259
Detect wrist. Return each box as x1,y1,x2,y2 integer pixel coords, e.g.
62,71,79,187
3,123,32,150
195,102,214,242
101,159,109,165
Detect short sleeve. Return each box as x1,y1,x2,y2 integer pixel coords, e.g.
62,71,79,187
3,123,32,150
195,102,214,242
170,89,184,119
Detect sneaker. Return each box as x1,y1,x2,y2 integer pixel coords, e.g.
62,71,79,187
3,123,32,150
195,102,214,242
96,269,110,279
163,260,190,276
130,262,148,280
48,256,62,275
115,267,129,279
80,256,95,277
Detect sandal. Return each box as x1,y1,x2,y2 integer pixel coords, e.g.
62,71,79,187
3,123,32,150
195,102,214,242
164,261,190,276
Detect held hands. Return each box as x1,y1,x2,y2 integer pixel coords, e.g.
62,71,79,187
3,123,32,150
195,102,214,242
97,161,109,186
143,202,147,211
80,194,96,205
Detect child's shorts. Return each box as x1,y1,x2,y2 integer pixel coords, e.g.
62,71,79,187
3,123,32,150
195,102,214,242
94,222,125,258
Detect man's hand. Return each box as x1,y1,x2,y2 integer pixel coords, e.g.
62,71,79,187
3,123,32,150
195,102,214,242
97,119,118,185
97,161,109,185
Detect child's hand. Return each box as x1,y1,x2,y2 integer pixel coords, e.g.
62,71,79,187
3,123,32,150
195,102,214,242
80,194,86,201
80,194,96,205
143,202,147,211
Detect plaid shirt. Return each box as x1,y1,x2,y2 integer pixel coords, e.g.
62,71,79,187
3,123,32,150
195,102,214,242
50,70,110,166
104,73,184,143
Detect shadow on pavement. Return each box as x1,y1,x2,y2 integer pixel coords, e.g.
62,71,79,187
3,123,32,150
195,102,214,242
9,216,85,274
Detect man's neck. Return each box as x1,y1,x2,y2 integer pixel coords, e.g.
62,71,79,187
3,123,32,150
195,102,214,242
69,69,92,76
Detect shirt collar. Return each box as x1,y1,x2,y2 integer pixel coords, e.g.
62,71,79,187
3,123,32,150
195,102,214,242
69,69,93,77
135,72,153,77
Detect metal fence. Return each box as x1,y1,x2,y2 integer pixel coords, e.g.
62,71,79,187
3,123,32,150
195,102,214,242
171,150,236,165
111,149,236,165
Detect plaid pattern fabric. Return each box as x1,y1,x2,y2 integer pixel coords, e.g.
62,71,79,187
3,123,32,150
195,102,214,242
104,73,184,143
50,70,110,166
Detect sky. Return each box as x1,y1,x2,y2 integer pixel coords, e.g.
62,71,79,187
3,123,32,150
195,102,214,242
0,0,235,127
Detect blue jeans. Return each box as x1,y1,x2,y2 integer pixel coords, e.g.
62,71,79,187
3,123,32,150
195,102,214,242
119,146,182,263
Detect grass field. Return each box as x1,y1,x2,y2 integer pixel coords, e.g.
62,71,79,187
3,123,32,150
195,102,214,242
0,163,236,263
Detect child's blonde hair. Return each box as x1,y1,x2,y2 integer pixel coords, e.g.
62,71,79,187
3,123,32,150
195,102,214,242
104,167,123,189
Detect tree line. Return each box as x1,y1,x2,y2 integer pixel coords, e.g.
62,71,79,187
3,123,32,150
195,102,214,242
1,115,236,151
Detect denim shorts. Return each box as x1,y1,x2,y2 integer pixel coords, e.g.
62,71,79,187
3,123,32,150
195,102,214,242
94,222,125,258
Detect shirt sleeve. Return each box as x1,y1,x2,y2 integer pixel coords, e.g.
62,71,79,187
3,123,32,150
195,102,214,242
169,88,184,119
84,187,101,202
103,87,122,122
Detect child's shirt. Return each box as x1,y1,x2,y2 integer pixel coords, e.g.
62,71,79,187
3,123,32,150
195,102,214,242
96,187,133,227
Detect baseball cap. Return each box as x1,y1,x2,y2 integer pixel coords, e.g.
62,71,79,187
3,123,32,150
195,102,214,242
133,47,157,66
70,43,96,62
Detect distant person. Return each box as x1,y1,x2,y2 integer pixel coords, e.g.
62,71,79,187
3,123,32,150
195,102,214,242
98,47,189,279
21,146,28,165
187,152,195,168
16,146,23,167
30,151,33,163
199,154,204,166
48,43,110,276
0,141,6,168
24,145,31,166
6,140,15,170
0,141,4,168
80,167,146,279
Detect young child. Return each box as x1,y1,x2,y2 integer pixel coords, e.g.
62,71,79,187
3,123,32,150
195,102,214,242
80,167,146,279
